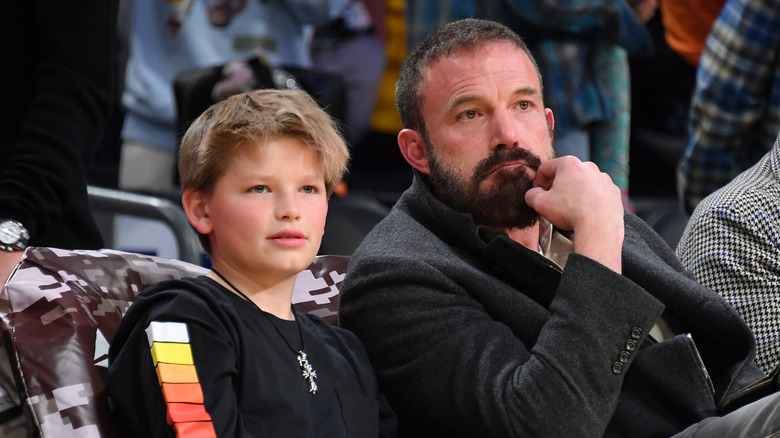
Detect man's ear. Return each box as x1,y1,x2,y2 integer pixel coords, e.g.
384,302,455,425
398,128,430,175
545,108,555,136
182,189,213,235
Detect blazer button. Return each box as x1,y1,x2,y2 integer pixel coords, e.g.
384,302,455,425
612,362,624,375
619,351,631,363
630,327,642,340
625,339,637,351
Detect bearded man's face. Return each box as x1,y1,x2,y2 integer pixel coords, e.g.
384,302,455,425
426,134,554,229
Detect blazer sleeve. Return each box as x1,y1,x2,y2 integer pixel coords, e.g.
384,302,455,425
339,248,663,437
676,192,780,374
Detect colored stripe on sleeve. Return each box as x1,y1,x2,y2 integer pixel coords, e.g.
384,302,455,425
167,403,212,423
147,321,191,345
150,341,194,366
162,383,205,404
146,321,216,438
155,362,199,385
174,421,218,437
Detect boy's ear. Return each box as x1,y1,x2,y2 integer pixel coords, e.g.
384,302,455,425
398,129,430,175
182,189,213,235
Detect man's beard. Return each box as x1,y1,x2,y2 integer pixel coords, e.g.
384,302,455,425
426,137,553,230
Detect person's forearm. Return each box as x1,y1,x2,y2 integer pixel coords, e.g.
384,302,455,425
572,217,625,273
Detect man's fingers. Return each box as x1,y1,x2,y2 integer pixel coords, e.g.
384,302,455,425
524,186,544,208
532,159,559,190
533,156,580,190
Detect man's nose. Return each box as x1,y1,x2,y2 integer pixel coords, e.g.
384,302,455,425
490,108,520,150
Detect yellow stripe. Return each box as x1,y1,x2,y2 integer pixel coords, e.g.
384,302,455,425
150,342,194,366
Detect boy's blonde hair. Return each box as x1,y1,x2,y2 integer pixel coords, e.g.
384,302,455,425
178,88,349,254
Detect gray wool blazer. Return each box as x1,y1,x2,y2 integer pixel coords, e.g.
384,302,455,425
339,173,763,438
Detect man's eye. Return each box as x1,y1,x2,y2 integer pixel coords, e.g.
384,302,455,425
252,186,267,193
517,101,530,110
461,109,478,120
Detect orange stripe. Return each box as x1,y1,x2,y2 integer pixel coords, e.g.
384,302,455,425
156,362,199,385
173,421,217,438
162,382,205,404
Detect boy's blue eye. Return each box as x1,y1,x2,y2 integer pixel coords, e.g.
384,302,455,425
301,186,316,194
252,186,267,193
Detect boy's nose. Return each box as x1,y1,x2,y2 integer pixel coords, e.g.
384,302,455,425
276,192,301,220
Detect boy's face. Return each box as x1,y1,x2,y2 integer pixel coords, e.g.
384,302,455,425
202,137,328,282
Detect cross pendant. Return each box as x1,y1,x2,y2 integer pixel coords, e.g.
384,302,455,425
298,351,318,394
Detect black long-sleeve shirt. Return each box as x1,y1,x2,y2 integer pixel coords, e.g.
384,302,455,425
0,0,119,248
109,276,396,437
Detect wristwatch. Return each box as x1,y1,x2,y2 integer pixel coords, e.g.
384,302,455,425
0,220,29,252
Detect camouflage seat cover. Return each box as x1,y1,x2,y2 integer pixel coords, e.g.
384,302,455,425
0,247,347,437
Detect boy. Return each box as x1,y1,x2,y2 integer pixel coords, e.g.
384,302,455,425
108,89,395,437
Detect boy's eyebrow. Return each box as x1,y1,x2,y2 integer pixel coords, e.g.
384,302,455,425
239,170,326,181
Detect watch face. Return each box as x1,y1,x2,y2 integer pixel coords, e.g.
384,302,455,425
0,221,22,245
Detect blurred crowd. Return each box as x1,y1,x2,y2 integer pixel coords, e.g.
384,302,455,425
80,0,778,230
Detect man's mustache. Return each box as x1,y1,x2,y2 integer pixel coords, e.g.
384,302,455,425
473,146,543,179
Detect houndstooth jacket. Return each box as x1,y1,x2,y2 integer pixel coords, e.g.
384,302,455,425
677,133,780,374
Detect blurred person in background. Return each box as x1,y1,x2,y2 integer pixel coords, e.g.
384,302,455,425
118,0,349,192
311,0,387,149
678,0,780,213
0,0,120,435
677,131,780,375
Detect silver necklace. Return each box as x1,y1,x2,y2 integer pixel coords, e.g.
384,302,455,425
211,269,318,394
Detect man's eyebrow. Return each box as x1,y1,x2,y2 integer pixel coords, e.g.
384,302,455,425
512,85,541,98
447,94,481,113
446,86,542,113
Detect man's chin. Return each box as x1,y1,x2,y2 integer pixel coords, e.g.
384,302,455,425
504,213,541,232
480,212,540,230
469,194,540,229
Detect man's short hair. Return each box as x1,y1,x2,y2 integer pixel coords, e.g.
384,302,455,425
178,88,349,253
396,18,542,135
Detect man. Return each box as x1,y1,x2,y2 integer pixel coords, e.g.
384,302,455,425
0,0,118,434
339,18,779,437
677,132,780,376
0,0,117,281
404,0,655,211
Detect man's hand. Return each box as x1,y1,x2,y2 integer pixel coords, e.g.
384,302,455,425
525,156,624,273
0,251,23,287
